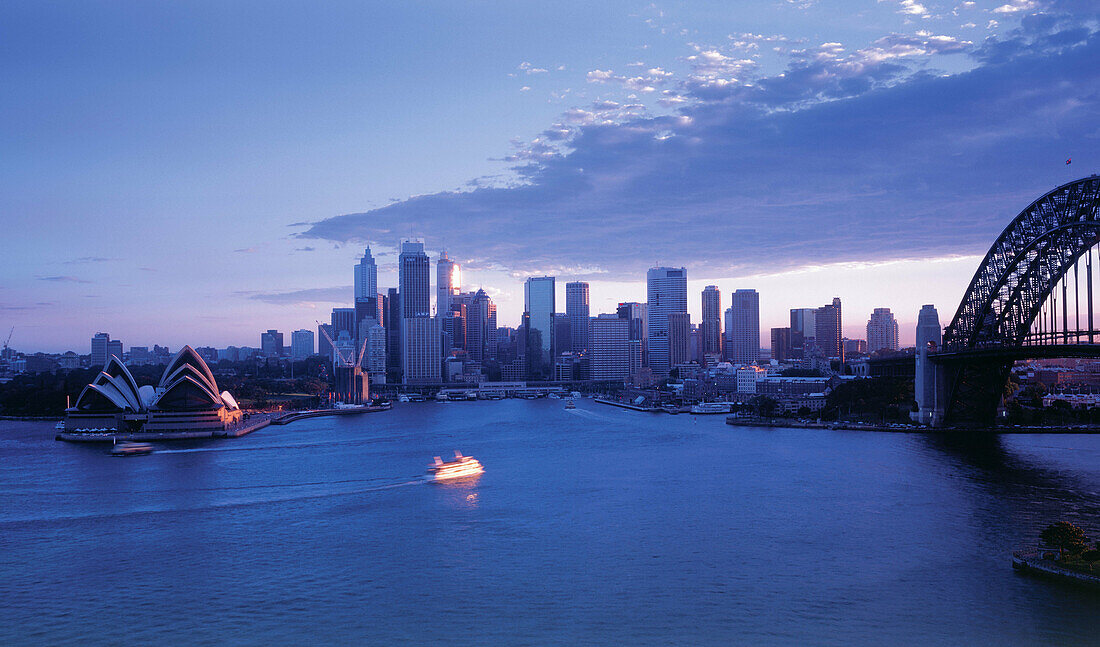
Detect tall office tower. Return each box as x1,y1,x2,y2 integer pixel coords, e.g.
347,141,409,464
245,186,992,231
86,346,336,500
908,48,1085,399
566,281,590,353
617,301,647,374
866,308,900,352
436,251,460,316
843,338,868,356
728,289,760,364
402,316,441,383
554,313,572,359
589,314,631,380
330,307,356,350
441,305,466,352
789,307,817,360
668,312,692,368
318,323,335,359
363,321,387,376
524,276,556,379
385,288,402,382
354,247,378,302
771,327,791,362
466,289,496,363
290,329,315,360
701,285,722,358
91,332,111,367
260,330,284,358
646,267,688,377
107,339,123,363
914,304,942,425
399,241,431,318
814,297,843,360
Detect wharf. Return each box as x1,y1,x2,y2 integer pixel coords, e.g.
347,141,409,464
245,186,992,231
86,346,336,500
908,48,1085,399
269,403,391,426
594,398,659,413
1012,551,1100,589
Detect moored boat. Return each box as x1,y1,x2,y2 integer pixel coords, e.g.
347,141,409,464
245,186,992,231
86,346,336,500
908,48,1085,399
691,402,731,415
564,399,576,409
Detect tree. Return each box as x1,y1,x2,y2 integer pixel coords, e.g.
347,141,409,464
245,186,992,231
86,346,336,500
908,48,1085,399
1040,521,1090,553
750,395,780,418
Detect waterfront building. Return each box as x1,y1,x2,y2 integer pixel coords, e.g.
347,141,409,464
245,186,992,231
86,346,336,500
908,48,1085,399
63,347,242,437
815,297,844,360
589,314,631,380
402,316,441,383
524,276,556,380
260,330,283,358
646,267,688,377
291,329,314,360
91,332,110,367
771,327,791,362
566,281,590,353
866,308,900,353
736,365,768,393
668,311,692,369
789,308,817,360
437,251,460,315
914,304,942,425
727,289,760,364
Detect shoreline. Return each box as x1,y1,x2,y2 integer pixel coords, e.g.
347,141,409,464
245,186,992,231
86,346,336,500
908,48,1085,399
724,416,1100,433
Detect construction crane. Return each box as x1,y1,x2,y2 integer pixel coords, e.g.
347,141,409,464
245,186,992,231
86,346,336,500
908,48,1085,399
315,321,368,368
316,321,371,406
2,326,12,356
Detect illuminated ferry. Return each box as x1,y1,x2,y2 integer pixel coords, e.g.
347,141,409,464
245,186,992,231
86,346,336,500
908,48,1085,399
427,451,484,481
111,441,154,457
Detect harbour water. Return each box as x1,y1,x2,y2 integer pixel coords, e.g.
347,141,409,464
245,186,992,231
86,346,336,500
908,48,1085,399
2,399,1099,645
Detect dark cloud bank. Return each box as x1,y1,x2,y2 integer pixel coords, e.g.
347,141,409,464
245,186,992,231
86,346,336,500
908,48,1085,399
301,8,1099,280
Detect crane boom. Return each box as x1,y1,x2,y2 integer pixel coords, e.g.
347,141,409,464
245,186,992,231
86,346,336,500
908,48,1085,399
356,334,369,367
3,326,12,350
315,321,352,366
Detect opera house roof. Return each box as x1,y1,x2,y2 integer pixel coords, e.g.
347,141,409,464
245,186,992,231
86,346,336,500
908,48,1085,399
70,346,239,414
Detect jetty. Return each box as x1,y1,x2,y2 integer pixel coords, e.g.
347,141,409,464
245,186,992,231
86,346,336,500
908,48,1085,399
1012,550,1100,590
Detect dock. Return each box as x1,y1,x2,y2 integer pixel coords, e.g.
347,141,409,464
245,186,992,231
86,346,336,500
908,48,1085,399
594,398,660,413
1012,550,1100,589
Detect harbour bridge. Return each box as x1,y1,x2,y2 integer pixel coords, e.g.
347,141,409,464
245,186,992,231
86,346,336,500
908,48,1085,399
924,176,1100,427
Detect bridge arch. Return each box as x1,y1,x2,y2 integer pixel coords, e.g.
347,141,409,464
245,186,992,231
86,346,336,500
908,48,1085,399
937,176,1100,426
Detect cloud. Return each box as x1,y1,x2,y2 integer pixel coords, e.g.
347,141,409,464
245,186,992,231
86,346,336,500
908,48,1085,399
0,302,54,311
233,247,257,253
299,11,1099,282
518,61,548,74
243,286,352,306
36,275,92,283
294,246,316,252
993,0,1038,13
898,0,928,15
63,256,117,264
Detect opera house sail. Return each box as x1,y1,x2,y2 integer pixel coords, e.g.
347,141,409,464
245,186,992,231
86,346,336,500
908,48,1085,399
61,346,243,441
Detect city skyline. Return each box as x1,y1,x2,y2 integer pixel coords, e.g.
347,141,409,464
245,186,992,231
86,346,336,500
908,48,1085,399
2,2,1096,353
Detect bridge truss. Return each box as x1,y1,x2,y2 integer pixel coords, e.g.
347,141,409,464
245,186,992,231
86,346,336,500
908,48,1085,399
937,176,1100,426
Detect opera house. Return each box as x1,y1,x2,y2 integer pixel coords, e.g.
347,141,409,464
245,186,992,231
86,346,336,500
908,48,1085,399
61,346,243,440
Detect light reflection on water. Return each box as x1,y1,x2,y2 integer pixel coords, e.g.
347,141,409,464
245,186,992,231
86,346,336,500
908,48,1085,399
1,400,1099,646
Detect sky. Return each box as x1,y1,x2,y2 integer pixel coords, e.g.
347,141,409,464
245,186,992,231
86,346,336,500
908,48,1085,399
2,0,1097,353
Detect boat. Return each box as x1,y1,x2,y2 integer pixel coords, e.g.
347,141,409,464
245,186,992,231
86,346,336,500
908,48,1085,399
548,393,560,399
427,451,484,481
690,402,731,415
661,405,681,415
397,394,411,403
435,392,449,401
564,399,576,409
54,420,65,430
111,441,154,457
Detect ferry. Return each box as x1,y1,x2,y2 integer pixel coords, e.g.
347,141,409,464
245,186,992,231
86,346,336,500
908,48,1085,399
111,441,154,457
690,402,731,415
661,404,681,415
427,451,484,481
564,399,576,409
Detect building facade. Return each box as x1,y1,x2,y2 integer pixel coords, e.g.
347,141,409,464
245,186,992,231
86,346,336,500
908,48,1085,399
290,329,315,359
524,276,556,379
814,297,843,360
727,289,760,364
436,250,460,316
646,267,688,377
589,314,631,380
566,281,590,353
701,285,722,358
866,307,900,353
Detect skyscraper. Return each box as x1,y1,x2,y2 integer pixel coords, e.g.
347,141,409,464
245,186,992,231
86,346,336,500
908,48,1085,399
727,289,760,364
589,314,631,380
789,308,817,360
466,289,497,363
436,251,460,316
617,302,646,376
524,276,556,379
566,281,590,353
701,285,722,358
399,241,432,384
318,323,334,360
261,330,283,358
399,241,431,318
91,332,110,367
668,311,692,369
107,339,123,364
354,247,378,302
771,327,791,362
331,308,356,340
866,307,900,352
814,297,843,360
385,288,401,382
291,329,315,359
646,267,688,377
